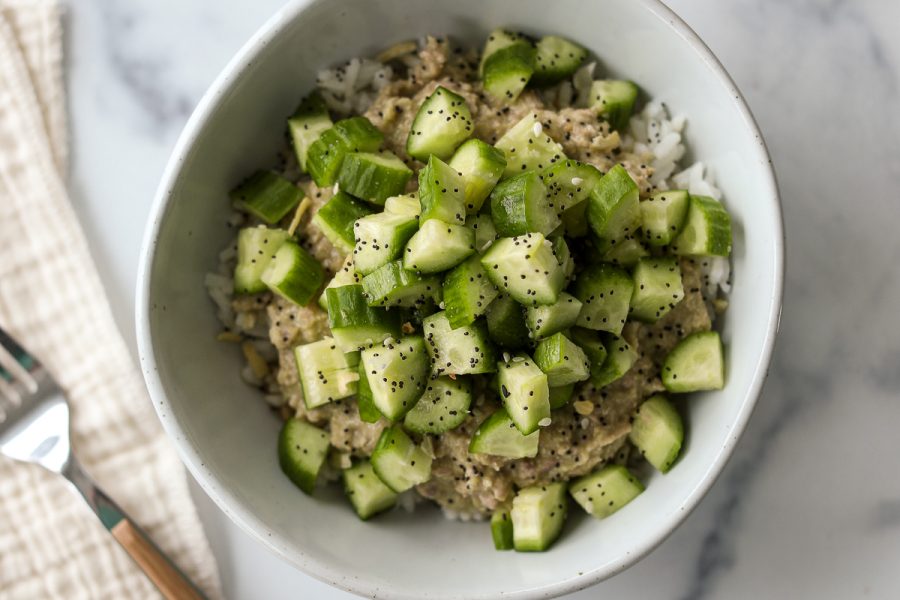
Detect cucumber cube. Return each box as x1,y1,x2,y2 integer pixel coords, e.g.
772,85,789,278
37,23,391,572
294,336,360,408
288,92,333,173
572,263,634,335
343,460,397,520
449,139,507,214
337,151,413,205
423,311,497,376
568,328,609,381
306,116,384,187
311,191,374,255
261,240,325,307
531,35,587,87
230,170,302,225
360,336,429,421
481,233,566,307
593,335,637,388
669,195,732,257
491,507,515,551
403,376,472,435
603,235,650,267
418,155,467,225
587,165,641,251
234,226,291,294
356,361,384,423
495,113,566,177
549,235,576,281
589,80,639,131
498,354,550,435
479,28,530,75
468,407,539,459
630,258,685,322
353,211,419,275
524,292,582,340
318,256,361,311
662,331,725,392
384,192,421,217
640,189,690,246
483,43,536,103
325,284,401,352
489,170,559,236
467,213,499,253
407,86,473,161
485,294,530,350
371,425,433,492
548,383,575,410
403,219,475,274
629,395,684,473
569,464,644,518
511,483,567,552
362,260,441,308
278,419,331,495
533,332,591,387
443,255,500,329
542,159,603,215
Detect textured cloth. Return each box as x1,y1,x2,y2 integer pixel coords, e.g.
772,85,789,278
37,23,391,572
0,1,221,598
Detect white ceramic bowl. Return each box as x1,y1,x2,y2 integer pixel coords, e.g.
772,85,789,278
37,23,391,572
136,0,783,597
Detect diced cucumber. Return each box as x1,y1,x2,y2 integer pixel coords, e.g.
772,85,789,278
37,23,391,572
360,336,429,421
548,383,575,410
406,86,473,161
588,165,641,251
589,80,639,131
481,233,566,306
592,335,637,388
306,116,384,186
467,213,499,253
479,28,530,75
449,139,507,214
418,155,467,225
495,113,566,177
491,507,515,551
489,171,559,236
260,241,325,306
483,43,536,103
662,331,725,392
318,256,360,310
561,201,589,237
288,92,333,173
356,361,384,423
511,483,567,552
572,263,634,336
498,354,550,435
630,258,685,322
640,189,690,246
550,235,576,281
343,460,397,520
230,170,302,225
669,195,732,257
568,328,608,381
403,376,472,434
404,219,476,274
629,395,683,473
384,192,421,217
337,151,413,205
325,285,401,352
602,235,649,267
524,292,582,340
531,35,588,87
423,311,496,376
361,260,441,308
353,212,419,275
533,332,591,387
371,425,433,492
294,337,360,408
468,407,539,459
485,294,530,350
311,191,374,255
542,159,603,216
569,464,644,518
234,226,291,294
278,419,331,495
443,255,500,329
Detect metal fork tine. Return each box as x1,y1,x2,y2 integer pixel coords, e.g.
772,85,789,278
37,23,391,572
0,327,39,393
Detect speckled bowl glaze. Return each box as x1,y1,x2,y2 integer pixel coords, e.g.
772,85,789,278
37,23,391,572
136,0,784,597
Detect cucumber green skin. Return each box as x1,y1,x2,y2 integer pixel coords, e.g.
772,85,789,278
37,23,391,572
533,332,591,387
669,195,732,257
356,362,384,423
531,35,588,87
418,156,467,225
592,335,637,388
572,263,634,336
602,236,649,268
371,425,433,493
261,241,325,307
403,220,476,274
662,331,725,392
294,338,360,408
524,292,582,340
318,257,360,311
342,460,397,520
549,236,576,281
278,419,331,495
491,508,515,551
489,171,559,237
353,212,419,276
406,86,473,162
629,395,683,473
468,407,539,458
485,294,530,350
542,160,603,216
403,376,472,435
630,257,685,322
306,116,384,186
449,139,507,214
483,43,536,103
511,483,568,552
234,227,291,294
640,189,690,246
230,170,302,225
568,328,609,380
337,152,413,205
495,113,567,177
467,213,499,252
497,355,550,435
289,112,332,173
561,201,589,237
362,260,440,308
423,311,497,376
325,284,401,350
443,255,500,329
312,191,374,255
548,384,575,410
479,29,530,75
569,464,644,518
589,80,639,131
480,233,566,307
292,90,329,119
587,165,641,250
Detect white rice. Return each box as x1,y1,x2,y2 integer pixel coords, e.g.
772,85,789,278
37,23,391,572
204,272,235,330
316,58,394,116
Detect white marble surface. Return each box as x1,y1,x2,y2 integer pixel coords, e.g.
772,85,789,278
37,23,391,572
64,0,900,597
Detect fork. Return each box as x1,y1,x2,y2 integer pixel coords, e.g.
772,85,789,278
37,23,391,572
0,326,205,600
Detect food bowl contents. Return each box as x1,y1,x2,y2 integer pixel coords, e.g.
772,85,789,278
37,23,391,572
204,29,734,552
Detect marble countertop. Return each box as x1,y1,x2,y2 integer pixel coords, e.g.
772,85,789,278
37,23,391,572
65,0,900,597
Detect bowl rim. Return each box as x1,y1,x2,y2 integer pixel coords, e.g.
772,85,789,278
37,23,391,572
135,0,785,597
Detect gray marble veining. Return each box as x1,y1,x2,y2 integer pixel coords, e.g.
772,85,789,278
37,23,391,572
64,0,900,598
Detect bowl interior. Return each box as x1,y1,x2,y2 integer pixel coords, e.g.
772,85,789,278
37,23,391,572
138,0,782,598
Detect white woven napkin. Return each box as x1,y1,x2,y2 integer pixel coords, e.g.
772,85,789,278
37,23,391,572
0,1,222,598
